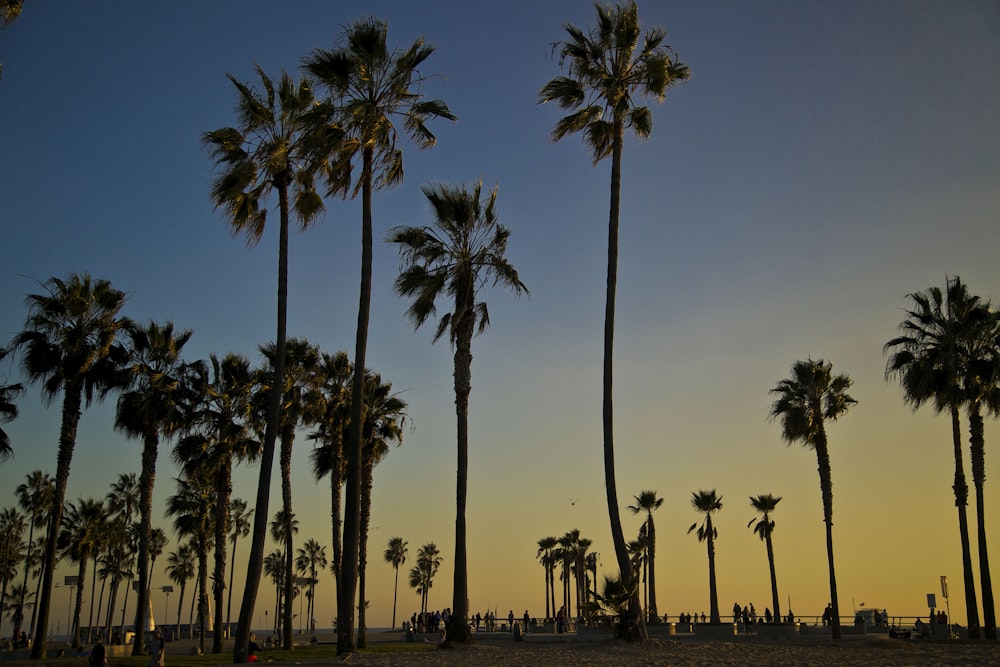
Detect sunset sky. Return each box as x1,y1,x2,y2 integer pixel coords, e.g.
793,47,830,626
2,0,999,633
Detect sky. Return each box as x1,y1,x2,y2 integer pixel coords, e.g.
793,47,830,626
2,0,1000,634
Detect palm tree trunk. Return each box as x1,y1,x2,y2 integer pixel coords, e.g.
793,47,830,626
648,517,658,621
198,525,209,654
213,463,233,653
392,567,399,630
602,116,642,636
951,405,981,639
87,553,99,643
132,432,158,656
234,181,289,663
765,533,780,623
815,437,841,640
448,323,473,644
227,536,237,640
16,517,36,637
968,407,996,639
29,543,45,644
31,382,82,659
706,518,720,624
73,558,88,648
357,453,374,649
281,426,295,650
330,433,343,612
339,146,374,656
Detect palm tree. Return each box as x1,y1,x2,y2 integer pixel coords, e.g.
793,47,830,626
294,538,327,634
268,509,298,642
57,498,105,648
103,472,139,637
885,277,985,639
14,470,52,639
748,494,782,624
389,180,526,643
769,359,856,640
204,65,328,663
356,373,407,648
115,320,198,655
307,351,352,610
259,338,324,650
408,543,442,615
302,22,454,653
957,300,1000,639
263,549,284,635
0,347,23,463
627,491,663,622
226,499,253,638
174,352,258,653
536,536,558,621
383,537,407,630
0,507,25,640
539,3,689,626
166,543,196,639
0,0,26,80
165,471,215,654
10,273,129,658
626,535,647,614
688,489,722,624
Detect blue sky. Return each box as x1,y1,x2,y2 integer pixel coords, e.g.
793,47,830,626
2,1,999,631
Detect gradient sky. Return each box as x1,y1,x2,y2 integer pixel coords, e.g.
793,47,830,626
2,0,999,633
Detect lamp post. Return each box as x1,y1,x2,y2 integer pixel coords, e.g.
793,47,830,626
64,576,80,643
161,587,173,634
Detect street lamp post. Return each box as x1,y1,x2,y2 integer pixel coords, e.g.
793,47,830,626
162,587,173,634
64,576,80,644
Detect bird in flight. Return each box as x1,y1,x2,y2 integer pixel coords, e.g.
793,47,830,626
568,497,580,506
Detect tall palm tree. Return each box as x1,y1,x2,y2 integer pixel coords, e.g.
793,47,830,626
263,549,284,635
204,65,328,663
769,359,856,640
959,303,1000,639
294,538,327,634
268,509,298,642
103,473,139,637
688,489,722,624
303,22,454,653
748,494,782,624
356,373,407,648
226,498,253,638
14,470,52,639
389,180,526,643
10,273,129,658
536,536,558,621
307,351,352,610
539,3,688,626
166,543,196,639
383,537,407,630
57,498,105,648
165,471,216,654
259,338,324,650
885,276,985,638
627,491,663,622
0,347,22,463
408,543,442,615
174,352,258,653
115,320,199,655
